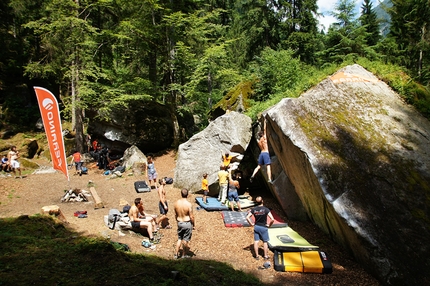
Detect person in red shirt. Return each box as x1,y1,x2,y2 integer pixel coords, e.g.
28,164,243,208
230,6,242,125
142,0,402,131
71,150,83,175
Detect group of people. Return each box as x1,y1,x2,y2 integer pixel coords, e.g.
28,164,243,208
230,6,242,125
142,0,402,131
1,146,22,178
128,155,195,259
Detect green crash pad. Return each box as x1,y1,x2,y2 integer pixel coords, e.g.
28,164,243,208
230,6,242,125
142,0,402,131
268,226,319,252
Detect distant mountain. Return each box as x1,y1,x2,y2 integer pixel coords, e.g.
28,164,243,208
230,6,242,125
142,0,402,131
374,0,392,37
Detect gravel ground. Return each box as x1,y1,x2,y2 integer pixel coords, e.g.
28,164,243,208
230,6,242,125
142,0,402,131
0,150,380,285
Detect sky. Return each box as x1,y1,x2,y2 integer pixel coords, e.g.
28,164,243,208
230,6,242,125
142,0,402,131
316,0,378,31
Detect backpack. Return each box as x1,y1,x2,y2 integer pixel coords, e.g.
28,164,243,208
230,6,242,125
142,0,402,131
81,167,88,174
122,204,131,214
114,165,126,173
107,209,130,229
134,181,150,193
164,177,174,184
108,209,122,230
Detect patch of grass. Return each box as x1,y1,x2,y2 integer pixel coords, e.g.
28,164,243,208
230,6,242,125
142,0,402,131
7,190,17,200
0,215,262,286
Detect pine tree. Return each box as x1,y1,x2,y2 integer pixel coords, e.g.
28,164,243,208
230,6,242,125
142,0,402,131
359,0,380,46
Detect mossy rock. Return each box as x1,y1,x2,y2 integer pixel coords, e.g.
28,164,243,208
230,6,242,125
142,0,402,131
210,81,255,120
20,158,39,169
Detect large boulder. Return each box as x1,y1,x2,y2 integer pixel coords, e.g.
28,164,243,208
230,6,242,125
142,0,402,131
122,145,147,172
265,64,430,285
174,111,252,194
88,100,175,153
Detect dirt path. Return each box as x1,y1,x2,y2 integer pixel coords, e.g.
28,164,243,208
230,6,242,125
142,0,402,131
0,151,380,285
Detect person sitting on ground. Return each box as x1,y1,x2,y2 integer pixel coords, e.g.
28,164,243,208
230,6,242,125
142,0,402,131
246,196,274,260
201,173,209,204
129,198,158,242
227,173,242,212
8,146,22,178
174,188,195,259
157,178,171,229
1,155,10,173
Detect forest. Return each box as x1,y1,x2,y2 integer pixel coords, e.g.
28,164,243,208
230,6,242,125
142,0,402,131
0,0,429,151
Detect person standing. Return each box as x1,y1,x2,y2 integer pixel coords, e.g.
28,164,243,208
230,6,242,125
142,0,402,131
250,120,272,183
8,146,22,178
71,150,83,175
227,173,242,212
174,188,195,259
217,165,229,204
147,155,158,189
85,134,92,153
157,178,171,229
246,196,274,260
201,173,209,204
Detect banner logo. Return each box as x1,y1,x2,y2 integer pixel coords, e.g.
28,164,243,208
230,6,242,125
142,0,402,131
42,98,54,111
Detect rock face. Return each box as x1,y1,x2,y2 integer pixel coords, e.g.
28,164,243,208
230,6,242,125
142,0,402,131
174,111,252,194
265,65,430,285
87,100,179,153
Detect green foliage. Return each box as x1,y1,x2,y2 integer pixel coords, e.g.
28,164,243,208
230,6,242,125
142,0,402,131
388,0,430,78
0,215,262,286
245,48,340,120
359,0,381,46
357,58,430,118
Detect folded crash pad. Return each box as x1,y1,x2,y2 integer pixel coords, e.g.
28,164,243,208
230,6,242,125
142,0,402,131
273,250,332,274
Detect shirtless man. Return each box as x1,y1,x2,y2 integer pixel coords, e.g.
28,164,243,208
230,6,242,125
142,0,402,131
157,178,171,229
173,188,195,259
129,198,158,242
250,120,272,183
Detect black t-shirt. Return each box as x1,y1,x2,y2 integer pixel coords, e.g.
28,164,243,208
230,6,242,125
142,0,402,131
251,205,270,227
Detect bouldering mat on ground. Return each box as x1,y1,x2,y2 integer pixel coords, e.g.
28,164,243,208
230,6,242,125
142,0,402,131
195,197,229,211
221,211,250,227
273,250,332,273
196,196,256,211
225,195,257,210
222,209,287,228
268,226,319,252
248,209,288,228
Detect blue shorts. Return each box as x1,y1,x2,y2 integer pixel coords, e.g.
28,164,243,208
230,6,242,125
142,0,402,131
258,152,271,166
228,191,239,202
75,161,83,171
159,201,168,215
177,221,193,241
254,224,269,242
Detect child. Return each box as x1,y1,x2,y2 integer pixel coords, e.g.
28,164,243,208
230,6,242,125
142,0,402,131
147,155,158,189
1,155,9,173
201,173,209,204
71,150,83,176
